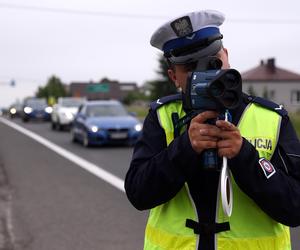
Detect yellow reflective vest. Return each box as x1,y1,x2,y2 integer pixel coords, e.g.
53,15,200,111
144,100,291,250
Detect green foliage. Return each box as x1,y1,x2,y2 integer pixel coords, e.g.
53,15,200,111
147,55,177,101
36,75,67,103
123,91,148,105
125,105,148,120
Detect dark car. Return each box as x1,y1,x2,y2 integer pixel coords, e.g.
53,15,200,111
71,100,142,147
21,98,53,122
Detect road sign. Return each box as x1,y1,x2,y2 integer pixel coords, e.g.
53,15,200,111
86,84,110,93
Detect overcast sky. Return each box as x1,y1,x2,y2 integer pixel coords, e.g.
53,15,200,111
0,0,300,107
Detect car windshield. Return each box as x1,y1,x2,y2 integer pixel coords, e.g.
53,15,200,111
86,104,128,117
26,99,47,108
61,98,84,107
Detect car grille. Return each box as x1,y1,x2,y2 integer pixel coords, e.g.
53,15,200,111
108,128,129,140
107,128,129,133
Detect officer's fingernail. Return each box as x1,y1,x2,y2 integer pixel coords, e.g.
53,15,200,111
200,129,206,134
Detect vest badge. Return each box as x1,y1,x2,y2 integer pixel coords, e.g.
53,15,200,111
259,158,276,179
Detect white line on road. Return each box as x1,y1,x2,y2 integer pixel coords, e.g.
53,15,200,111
0,117,125,192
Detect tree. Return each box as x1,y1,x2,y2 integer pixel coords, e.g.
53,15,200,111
36,75,67,103
146,55,177,101
123,91,148,105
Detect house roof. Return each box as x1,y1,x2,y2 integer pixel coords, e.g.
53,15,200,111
241,58,300,82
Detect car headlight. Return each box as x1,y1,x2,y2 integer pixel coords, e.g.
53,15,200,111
65,112,73,119
89,125,99,133
24,107,33,114
10,108,17,114
45,107,53,113
60,111,73,119
134,123,143,132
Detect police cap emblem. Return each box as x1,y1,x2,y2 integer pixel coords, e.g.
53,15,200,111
170,16,193,37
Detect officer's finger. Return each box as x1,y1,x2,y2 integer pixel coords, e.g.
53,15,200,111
217,139,232,148
191,140,218,153
216,120,236,131
196,135,219,142
192,111,219,124
218,147,236,159
199,125,221,137
218,148,229,158
189,125,219,141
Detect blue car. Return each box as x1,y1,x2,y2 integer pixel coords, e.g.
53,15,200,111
71,100,143,147
21,98,52,122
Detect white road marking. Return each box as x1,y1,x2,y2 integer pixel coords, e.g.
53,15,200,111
0,117,125,192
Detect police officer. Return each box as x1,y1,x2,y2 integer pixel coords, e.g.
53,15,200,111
125,10,300,250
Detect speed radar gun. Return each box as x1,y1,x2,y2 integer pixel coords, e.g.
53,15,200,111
173,56,242,216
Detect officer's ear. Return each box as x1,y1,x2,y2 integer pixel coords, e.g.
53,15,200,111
165,59,179,87
167,68,176,83
167,69,180,88
217,47,230,69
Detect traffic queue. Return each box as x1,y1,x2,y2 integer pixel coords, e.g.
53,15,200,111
6,97,143,147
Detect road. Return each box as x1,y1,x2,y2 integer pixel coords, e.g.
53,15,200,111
0,117,147,250
0,117,299,249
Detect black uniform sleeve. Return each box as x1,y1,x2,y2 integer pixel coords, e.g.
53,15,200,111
228,116,300,227
125,109,200,210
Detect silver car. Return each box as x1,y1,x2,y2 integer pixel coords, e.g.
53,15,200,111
51,97,85,130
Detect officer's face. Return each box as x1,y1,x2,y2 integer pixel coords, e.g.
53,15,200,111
168,48,230,92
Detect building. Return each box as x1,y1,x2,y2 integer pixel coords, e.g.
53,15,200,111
242,58,300,112
69,79,138,101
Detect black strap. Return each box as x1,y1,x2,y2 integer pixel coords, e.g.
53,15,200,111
171,111,199,138
186,219,230,236
171,113,180,138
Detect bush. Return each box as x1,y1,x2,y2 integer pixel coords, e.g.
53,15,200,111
125,104,149,120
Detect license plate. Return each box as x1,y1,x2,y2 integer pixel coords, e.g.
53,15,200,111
110,132,128,139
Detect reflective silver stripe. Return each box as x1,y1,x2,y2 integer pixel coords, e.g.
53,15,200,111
278,148,289,174
185,183,199,250
287,153,300,158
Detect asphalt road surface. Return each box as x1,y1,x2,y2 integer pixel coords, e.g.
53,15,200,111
0,116,299,249
0,117,147,250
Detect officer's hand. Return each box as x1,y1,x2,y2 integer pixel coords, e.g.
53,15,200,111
216,120,242,159
188,111,221,154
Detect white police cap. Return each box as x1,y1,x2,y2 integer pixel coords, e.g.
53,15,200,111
150,10,225,64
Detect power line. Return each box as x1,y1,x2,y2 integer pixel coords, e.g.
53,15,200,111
227,18,300,24
0,3,300,24
0,3,167,20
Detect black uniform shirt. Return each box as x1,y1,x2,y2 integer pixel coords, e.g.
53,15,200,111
125,94,300,228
